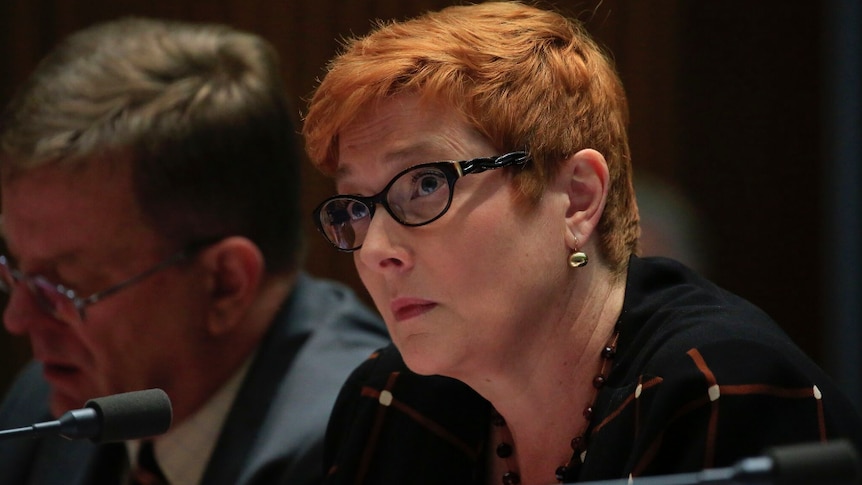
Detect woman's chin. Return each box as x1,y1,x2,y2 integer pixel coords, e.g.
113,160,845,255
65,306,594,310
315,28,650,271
399,342,456,377
399,342,475,381
401,352,444,376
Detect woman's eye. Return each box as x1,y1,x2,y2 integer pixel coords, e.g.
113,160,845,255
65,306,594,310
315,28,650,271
412,172,444,198
348,201,370,220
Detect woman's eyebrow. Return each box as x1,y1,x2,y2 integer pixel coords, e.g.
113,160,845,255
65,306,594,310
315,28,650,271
335,143,443,189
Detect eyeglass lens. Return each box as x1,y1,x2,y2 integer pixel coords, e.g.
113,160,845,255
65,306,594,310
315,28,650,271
0,262,81,323
317,164,454,250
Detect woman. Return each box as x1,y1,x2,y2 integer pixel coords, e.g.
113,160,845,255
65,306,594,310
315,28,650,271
302,2,862,484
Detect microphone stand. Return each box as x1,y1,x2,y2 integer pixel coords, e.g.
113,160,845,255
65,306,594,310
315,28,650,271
0,408,100,441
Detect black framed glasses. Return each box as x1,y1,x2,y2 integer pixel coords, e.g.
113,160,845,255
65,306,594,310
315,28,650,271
313,151,530,251
0,239,217,325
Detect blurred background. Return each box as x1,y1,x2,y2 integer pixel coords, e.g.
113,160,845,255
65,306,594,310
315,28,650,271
1,0,859,410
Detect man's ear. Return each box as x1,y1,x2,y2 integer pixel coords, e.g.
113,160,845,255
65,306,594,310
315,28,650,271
561,148,610,250
198,236,264,336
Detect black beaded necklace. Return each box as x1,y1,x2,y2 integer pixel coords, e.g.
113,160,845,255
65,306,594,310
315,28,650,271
492,328,619,485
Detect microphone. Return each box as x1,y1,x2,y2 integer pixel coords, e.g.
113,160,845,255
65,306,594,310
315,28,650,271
0,388,172,443
574,440,861,485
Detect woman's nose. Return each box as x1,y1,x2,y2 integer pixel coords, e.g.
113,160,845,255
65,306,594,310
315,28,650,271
356,210,412,272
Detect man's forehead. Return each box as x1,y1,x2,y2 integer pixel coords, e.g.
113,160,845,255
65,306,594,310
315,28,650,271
0,162,149,258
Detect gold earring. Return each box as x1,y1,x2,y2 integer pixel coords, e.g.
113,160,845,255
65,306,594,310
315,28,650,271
569,250,588,268
568,238,588,268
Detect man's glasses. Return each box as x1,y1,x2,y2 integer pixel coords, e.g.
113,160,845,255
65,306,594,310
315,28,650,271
0,240,216,325
313,151,530,251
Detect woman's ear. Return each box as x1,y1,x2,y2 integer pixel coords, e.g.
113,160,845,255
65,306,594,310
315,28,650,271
561,148,610,250
198,236,265,336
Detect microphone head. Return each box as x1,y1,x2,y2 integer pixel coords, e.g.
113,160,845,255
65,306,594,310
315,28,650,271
767,439,861,485
84,388,172,443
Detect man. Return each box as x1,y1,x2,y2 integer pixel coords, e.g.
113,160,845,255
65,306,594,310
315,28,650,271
0,17,388,485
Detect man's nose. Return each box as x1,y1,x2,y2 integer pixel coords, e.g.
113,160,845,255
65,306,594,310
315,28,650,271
3,284,57,335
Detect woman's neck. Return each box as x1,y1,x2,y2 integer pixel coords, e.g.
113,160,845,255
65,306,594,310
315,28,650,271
477,267,626,485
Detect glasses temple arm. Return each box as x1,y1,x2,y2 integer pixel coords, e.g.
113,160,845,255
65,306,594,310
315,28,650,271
75,251,190,309
460,151,530,175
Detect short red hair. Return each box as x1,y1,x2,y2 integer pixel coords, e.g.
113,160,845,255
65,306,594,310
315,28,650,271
303,1,639,274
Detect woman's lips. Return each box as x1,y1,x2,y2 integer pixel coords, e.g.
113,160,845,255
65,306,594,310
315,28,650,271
391,299,437,321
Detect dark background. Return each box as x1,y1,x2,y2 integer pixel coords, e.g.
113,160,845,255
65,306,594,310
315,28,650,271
1,1,860,409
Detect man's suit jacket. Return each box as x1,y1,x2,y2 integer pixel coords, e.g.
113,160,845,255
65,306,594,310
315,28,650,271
0,273,389,485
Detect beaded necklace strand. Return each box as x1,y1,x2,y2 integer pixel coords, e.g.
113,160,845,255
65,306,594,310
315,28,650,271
492,328,620,485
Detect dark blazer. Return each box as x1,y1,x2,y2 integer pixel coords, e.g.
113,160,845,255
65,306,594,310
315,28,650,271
0,273,390,485
322,257,862,484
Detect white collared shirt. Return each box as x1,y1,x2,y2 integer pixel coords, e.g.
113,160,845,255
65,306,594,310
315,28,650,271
125,354,255,485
